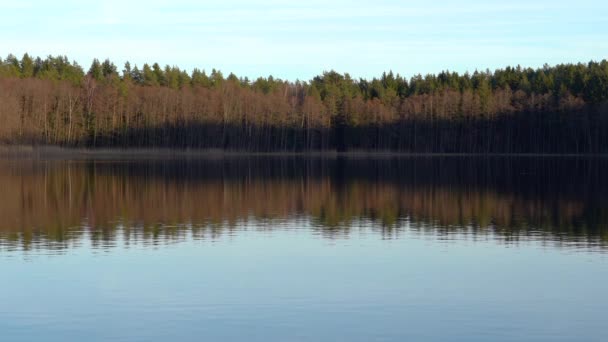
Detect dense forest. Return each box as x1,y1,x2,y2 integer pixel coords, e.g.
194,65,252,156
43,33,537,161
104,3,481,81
0,53,607,153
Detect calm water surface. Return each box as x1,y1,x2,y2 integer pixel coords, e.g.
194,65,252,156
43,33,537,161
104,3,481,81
0,156,607,341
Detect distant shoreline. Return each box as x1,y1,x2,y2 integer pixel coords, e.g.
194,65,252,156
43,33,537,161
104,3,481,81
2,56,608,154
0,145,605,159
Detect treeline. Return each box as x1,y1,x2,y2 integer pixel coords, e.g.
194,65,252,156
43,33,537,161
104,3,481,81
0,53,607,152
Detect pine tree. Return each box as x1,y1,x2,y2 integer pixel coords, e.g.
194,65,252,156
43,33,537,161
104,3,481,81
122,61,132,80
88,59,103,81
142,63,158,86
20,53,34,78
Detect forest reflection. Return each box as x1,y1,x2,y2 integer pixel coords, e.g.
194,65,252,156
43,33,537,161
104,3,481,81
0,156,607,251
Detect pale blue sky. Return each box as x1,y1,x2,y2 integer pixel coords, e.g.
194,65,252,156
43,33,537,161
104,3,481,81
1,0,607,80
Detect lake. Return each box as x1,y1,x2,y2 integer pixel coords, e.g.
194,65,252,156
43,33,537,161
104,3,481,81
0,155,606,341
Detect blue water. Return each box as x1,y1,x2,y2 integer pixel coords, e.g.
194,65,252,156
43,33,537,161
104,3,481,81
0,157,606,341
2,223,606,342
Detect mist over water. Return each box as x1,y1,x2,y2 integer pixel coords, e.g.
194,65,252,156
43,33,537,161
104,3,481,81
1,156,607,341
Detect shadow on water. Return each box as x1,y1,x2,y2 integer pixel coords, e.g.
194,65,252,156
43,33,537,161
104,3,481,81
0,155,607,251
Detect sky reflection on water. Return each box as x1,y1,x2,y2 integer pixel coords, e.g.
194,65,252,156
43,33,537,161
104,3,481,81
1,156,607,341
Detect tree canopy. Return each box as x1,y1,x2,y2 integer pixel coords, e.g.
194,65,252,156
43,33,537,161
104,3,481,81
0,53,606,153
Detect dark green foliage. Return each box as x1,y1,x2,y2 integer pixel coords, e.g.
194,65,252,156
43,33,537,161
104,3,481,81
88,58,103,81
1,53,608,153
152,63,165,86
20,53,34,78
101,59,117,78
130,65,143,84
6,53,606,105
142,63,158,86
191,68,210,87
1,54,21,77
